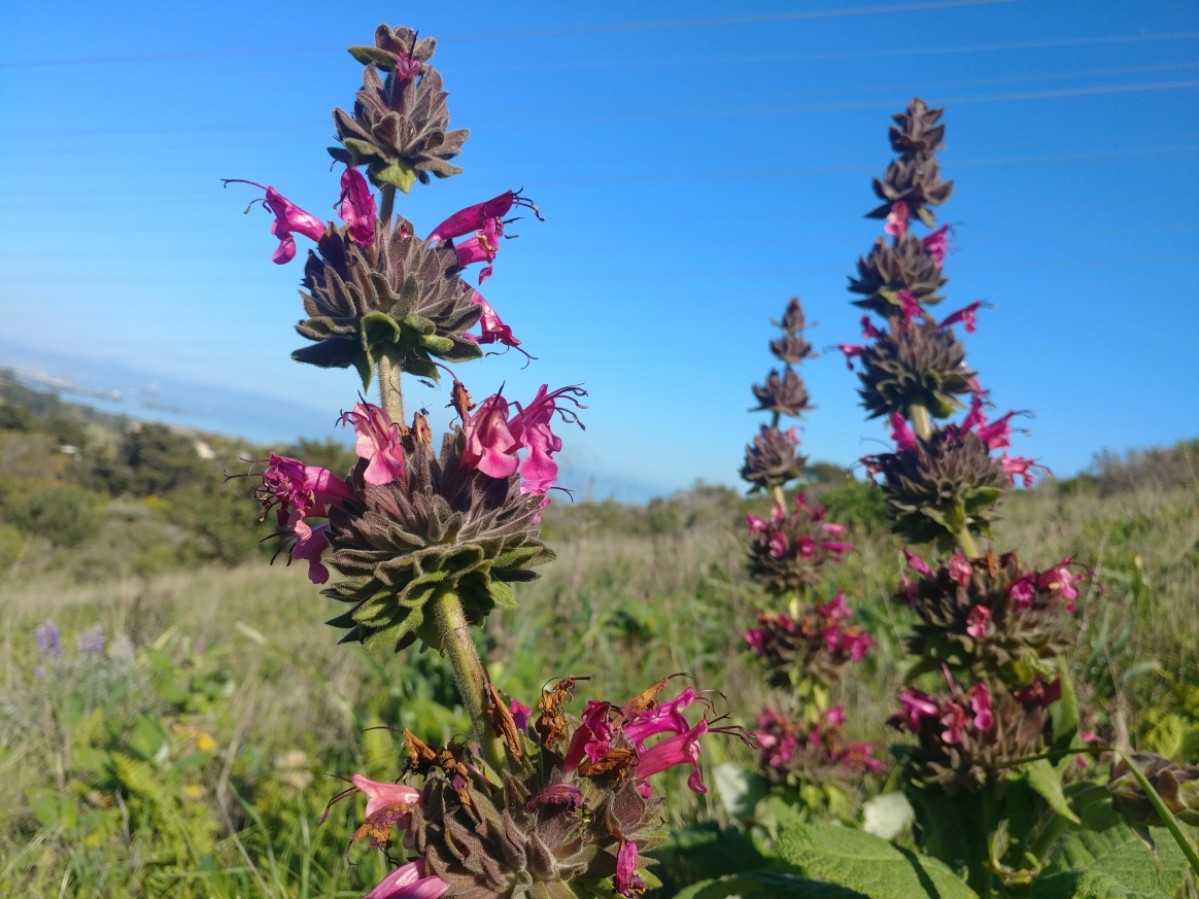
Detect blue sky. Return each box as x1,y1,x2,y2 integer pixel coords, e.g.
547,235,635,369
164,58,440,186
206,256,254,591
2,1,1197,500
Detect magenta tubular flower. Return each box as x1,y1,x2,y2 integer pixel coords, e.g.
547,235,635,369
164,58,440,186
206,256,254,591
923,224,950,264
454,217,504,284
614,836,647,899
838,343,865,370
940,700,969,745
623,688,698,748
563,701,614,772
292,520,332,584
425,189,540,242
341,402,407,485
948,552,973,586
1002,452,1037,488
461,393,521,478
338,166,377,246
509,698,532,731
903,547,932,577
967,683,994,731
364,861,448,899
260,452,355,524
224,179,327,264
466,291,521,347
351,774,421,820
939,300,982,333
634,718,710,793
884,199,910,237
966,604,992,639
896,289,924,325
817,592,851,621
889,414,917,451
897,688,940,731
507,385,586,495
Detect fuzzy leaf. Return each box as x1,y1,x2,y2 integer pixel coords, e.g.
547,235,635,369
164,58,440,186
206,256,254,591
778,821,979,899
1021,758,1080,824
1031,824,1190,899
673,871,866,899
374,160,418,193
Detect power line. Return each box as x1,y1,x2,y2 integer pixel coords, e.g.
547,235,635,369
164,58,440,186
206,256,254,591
1,1,1018,67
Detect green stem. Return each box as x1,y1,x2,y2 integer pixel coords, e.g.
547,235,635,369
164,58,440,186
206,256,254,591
908,402,932,441
377,355,404,426
429,589,507,772
954,526,979,559
378,184,395,230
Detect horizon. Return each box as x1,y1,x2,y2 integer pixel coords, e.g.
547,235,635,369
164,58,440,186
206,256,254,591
2,1,1197,500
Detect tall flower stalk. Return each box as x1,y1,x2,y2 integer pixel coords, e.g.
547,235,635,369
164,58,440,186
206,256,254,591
230,24,742,897
842,100,1095,896
740,299,882,812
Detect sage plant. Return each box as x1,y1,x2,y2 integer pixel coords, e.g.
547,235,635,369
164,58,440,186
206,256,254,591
741,299,882,806
841,99,1098,894
231,25,741,898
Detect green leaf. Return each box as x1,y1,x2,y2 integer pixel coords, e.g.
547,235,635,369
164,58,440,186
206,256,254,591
373,161,418,193
347,46,400,68
1051,667,1079,752
778,822,979,899
1032,824,1191,899
1022,758,1080,824
672,871,868,899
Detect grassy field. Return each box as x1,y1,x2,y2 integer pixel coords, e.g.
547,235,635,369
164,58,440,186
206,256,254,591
1,446,1196,896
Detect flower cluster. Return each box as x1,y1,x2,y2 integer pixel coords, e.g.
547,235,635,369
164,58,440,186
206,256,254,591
738,297,881,793
743,593,875,690
243,386,583,651
333,678,745,899
745,493,853,596
844,102,1089,827
841,100,1041,553
755,706,885,785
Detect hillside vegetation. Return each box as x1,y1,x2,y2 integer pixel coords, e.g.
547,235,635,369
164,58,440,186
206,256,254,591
1,377,1196,896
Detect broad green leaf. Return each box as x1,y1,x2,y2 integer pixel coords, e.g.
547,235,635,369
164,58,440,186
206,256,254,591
778,821,979,899
1035,824,1191,899
1023,757,1080,824
672,871,867,899
1051,667,1080,752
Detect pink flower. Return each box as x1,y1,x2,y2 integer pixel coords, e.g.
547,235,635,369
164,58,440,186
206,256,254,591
838,343,865,369
258,452,354,524
426,190,542,285
364,861,448,899
966,604,992,639
461,385,585,495
840,742,886,774
948,552,973,586
623,688,699,748
341,402,407,485
896,289,924,325
614,835,647,899
509,698,532,731
466,291,521,347
1039,558,1083,612
351,774,421,820
746,513,768,535
224,179,327,264
890,414,916,451
1002,452,1038,487
824,704,846,727
939,300,981,333
425,190,535,243
967,683,994,731
923,225,950,264
634,718,710,793
1009,575,1036,610
292,520,331,584
338,167,377,246
1014,677,1062,708
817,592,851,621
884,199,909,237
896,688,940,731
903,546,932,577
563,701,614,772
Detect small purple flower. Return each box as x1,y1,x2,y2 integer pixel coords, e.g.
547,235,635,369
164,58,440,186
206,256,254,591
884,199,909,237
36,622,62,660
77,625,105,654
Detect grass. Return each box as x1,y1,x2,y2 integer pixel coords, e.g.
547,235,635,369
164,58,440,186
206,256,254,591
1,464,1195,896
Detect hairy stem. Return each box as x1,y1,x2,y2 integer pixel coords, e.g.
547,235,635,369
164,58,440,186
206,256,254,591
430,588,507,772
378,184,396,232
377,355,404,426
